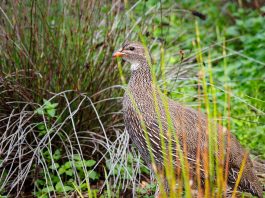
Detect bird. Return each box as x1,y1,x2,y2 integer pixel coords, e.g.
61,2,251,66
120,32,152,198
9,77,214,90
112,41,263,198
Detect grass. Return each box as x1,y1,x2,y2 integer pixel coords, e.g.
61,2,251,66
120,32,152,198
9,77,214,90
1,0,264,197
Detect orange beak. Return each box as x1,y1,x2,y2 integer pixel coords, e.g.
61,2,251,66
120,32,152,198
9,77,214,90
112,51,125,58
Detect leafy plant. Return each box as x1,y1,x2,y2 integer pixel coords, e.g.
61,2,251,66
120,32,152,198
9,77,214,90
106,152,150,179
35,99,59,119
136,182,157,198
35,150,99,197
35,99,59,136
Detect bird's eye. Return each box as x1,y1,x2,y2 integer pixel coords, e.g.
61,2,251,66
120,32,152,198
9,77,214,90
128,47,135,51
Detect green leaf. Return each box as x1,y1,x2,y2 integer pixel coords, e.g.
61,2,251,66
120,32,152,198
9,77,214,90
47,108,56,117
59,167,66,175
35,179,45,186
63,161,72,169
51,175,60,184
49,103,59,109
53,149,61,161
43,99,52,107
73,154,81,161
140,165,150,174
37,123,45,130
226,26,238,36
49,163,59,170
64,185,74,192
74,161,83,168
85,160,96,167
65,170,73,176
35,107,44,115
55,182,74,192
80,182,88,190
39,130,47,136
88,170,99,180
41,186,55,193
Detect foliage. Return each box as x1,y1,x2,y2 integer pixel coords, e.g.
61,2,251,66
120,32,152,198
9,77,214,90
106,153,150,179
0,0,126,196
35,150,99,197
223,8,265,156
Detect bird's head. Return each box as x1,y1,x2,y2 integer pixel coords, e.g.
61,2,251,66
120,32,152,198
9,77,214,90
112,42,148,71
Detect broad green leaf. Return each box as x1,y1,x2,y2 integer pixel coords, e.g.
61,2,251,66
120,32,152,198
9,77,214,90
74,161,84,168
65,170,73,176
85,160,96,167
46,103,59,109
59,167,66,175
41,186,55,193
43,99,52,107
49,163,59,170
55,182,74,192
35,108,44,115
37,123,45,130
53,149,61,160
63,161,72,169
88,170,99,180
47,109,56,117
73,154,81,161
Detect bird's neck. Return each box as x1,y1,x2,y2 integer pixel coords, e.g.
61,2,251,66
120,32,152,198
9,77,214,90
128,61,152,91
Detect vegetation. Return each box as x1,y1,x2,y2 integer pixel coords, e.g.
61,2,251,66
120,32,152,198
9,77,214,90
0,0,264,197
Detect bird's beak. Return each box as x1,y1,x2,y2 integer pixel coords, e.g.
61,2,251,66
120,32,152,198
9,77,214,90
112,51,125,58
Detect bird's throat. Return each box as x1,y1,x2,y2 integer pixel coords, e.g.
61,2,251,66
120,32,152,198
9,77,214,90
131,63,140,71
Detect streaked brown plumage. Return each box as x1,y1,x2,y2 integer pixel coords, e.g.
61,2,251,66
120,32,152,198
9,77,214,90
113,41,263,197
